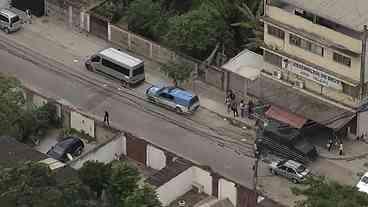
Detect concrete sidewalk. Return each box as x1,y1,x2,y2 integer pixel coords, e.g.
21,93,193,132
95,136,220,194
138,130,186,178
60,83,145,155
10,15,257,129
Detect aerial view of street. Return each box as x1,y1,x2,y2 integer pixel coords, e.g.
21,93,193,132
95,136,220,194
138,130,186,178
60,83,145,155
1,0,368,207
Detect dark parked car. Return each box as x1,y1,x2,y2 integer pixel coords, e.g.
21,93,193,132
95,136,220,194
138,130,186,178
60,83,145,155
256,121,318,164
47,137,84,162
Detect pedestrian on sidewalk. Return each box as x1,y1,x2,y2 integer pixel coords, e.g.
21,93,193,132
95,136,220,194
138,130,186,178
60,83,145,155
248,100,254,119
327,138,333,152
239,100,246,118
25,9,32,24
103,111,110,126
225,90,232,113
339,143,344,156
231,101,239,117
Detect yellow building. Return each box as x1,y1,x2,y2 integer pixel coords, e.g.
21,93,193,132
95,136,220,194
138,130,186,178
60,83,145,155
247,0,368,135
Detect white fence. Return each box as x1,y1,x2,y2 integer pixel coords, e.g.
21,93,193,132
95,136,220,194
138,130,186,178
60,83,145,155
69,133,125,169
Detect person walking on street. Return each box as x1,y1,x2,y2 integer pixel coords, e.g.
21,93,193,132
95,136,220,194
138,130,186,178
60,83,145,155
339,143,343,156
239,100,246,118
26,9,32,24
327,138,333,152
103,111,110,126
231,101,239,117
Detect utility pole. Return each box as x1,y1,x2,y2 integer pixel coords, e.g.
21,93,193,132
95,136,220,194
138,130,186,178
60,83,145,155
360,25,368,99
252,138,262,206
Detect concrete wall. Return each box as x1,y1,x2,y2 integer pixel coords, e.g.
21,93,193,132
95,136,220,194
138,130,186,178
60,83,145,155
70,111,95,137
146,145,166,170
156,167,194,206
193,166,212,195
69,133,124,169
218,178,237,206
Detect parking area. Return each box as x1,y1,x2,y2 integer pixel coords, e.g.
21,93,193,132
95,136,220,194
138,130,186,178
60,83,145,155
34,128,97,158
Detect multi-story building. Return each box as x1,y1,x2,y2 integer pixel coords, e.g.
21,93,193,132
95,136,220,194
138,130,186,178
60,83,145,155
249,0,368,136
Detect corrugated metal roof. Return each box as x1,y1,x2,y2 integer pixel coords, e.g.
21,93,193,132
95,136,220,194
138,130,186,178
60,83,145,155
265,105,307,129
222,49,262,81
99,48,143,68
279,0,368,31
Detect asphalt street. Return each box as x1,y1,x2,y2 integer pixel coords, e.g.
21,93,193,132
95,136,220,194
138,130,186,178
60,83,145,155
0,47,267,189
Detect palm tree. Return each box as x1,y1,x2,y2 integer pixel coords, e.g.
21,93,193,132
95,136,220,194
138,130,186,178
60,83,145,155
231,0,264,50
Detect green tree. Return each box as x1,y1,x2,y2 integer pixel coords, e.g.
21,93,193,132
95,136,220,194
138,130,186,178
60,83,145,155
123,185,162,207
165,4,232,59
108,162,140,205
126,0,169,40
78,161,112,198
0,161,95,207
160,60,193,86
230,0,264,50
292,176,368,207
0,73,25,136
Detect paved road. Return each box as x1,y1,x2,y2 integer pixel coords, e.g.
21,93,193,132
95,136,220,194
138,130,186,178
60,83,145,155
0,43,267,189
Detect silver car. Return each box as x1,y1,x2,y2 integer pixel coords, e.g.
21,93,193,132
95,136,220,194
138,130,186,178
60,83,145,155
0,9,21,34
269,159,310,183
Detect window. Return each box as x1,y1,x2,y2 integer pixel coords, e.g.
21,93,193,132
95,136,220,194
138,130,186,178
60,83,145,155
267,25,285,39
264,51,282,67
160,93,174,100
289,34,324,56
10,16,19,24
333,53,351,67
0,14,8,22
132,66,144,76
101,59,130,76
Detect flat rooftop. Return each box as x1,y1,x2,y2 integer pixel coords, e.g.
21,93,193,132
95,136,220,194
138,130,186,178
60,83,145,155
278,0,368,31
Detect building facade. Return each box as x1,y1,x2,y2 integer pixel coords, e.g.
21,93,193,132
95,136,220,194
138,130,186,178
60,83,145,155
262,0,368,109
247,0,368,136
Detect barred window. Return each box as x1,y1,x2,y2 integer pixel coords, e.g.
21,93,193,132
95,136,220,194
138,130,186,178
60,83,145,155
289,34,324,56
267,25,285,39
333,53,351,67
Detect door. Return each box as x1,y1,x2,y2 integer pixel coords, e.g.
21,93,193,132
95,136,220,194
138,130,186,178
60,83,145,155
158,93,175,108
287,168,297,180
278,166,288,177
126,133,147,164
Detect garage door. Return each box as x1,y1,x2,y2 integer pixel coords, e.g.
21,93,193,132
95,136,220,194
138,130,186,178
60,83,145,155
89,14,108,40
126,133,147,164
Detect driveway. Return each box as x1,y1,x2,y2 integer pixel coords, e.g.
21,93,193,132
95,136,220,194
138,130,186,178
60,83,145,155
34,129,97,159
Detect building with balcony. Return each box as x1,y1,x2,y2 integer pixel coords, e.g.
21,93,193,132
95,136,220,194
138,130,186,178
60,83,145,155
248,0,368,137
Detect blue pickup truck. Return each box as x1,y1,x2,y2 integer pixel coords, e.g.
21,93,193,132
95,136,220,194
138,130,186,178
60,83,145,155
145,85,200,114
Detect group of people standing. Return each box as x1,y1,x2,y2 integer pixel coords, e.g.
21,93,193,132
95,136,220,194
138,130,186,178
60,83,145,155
225,90,254,118
327,137,344,156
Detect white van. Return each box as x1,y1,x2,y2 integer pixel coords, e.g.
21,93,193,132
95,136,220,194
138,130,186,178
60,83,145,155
85,48,145,86
0,9,21,33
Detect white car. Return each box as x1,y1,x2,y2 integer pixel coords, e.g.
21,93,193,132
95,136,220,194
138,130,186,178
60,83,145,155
356,172,368,193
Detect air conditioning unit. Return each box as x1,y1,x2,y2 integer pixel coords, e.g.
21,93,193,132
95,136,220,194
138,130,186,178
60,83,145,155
273,71,282,79
295,81,304,89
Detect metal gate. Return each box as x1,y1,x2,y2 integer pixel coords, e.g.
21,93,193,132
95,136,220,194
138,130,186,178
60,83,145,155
126,133,147,164
11,0,44,17
228,72,245,98
89,14,108,40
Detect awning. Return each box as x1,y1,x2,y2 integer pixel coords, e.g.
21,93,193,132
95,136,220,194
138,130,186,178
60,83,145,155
248,76,355,130
265,106,307,129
